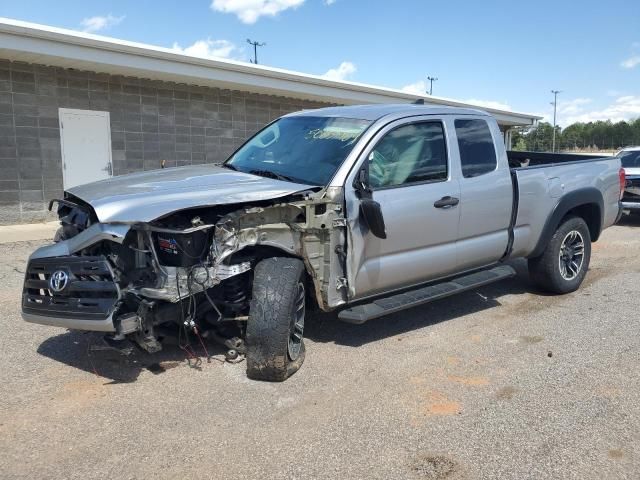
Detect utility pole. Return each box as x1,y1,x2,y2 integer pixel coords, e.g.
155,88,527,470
246,39,266,64
550,89,561,152
427,76,438,95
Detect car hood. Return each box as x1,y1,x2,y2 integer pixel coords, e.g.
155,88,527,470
67,165,313,223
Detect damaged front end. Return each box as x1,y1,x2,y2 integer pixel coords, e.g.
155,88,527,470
22,188,348,356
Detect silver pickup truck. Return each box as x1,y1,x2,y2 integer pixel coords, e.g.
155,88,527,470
22,105,624,381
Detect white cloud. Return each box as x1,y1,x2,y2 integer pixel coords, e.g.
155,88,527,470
464,99,512,111
172,38,240,60
557,98,592,115
211,0,305,24
621,55,640,69
322,61,356,81
558,96,640,125
325,0,337,4
401,80,427,95
537,98,595,125
401,81,512,111
80,14,125,33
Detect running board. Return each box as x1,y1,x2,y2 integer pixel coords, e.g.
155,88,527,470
338,265,516,324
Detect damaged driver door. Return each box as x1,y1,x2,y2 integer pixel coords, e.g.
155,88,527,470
344,117,461,300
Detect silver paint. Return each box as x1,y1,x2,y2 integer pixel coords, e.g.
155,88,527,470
28,223,131,260
67,165,313,223
339,107,621,300
343,115,461,298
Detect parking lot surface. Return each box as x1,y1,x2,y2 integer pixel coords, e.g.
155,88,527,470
1,217,639,480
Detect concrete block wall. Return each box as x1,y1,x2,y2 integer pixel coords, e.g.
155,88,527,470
0,60,332,224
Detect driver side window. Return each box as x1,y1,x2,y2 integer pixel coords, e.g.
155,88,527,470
368,122,447,189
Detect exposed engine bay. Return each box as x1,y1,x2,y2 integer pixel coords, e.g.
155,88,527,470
24,187,347,359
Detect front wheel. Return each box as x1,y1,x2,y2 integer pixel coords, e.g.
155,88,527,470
246,257,306,381
528,216,591,294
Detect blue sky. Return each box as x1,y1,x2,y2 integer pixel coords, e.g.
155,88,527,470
2,0,639,126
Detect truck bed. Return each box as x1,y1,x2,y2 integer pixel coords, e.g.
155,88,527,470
506,151,621,259
507,150,610,169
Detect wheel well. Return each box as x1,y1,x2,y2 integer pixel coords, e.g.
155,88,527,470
230,246,320,310
564,203,602,241
231,245,298,263
529,190,604,260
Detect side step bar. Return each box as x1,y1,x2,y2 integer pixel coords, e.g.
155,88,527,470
338,265,516,324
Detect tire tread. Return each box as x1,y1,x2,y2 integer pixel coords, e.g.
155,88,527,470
246,257,306,381
528,215,591,294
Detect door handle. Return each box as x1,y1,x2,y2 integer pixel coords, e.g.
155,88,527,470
433,196,459,209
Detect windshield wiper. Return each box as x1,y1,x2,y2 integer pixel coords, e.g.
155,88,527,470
247,169,298,183
222,163,238,171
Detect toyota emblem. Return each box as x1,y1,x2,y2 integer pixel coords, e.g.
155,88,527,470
49,270,69,292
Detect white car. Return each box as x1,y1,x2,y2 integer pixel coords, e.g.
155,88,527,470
618,146,640,212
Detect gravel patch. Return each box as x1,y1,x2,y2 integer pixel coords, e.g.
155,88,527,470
1,220,639,479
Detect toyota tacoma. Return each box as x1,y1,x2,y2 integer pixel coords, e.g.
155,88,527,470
22,105,624,381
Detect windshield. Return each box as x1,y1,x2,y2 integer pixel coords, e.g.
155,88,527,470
618,150,640,169
225,116,372,185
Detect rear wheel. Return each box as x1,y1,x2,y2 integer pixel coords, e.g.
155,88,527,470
528,216,591,294
246,257,306,381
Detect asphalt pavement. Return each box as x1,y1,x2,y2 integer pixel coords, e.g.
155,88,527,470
1,217,639,479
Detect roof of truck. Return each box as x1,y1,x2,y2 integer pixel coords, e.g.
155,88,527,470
286,104,491,121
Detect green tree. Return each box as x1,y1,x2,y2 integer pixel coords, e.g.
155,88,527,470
514,118,640,152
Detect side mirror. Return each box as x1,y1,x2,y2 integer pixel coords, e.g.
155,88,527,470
360,198,387,239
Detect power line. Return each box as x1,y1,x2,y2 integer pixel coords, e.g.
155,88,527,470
551,89,562,152
427,76,438,95
247,39,266,64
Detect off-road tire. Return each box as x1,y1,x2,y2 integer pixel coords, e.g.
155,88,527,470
246,257,306,381
528,215,591,294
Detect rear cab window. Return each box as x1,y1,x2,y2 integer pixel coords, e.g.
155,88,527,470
454,119,497,178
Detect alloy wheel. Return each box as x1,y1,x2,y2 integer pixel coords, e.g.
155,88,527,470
558,230,585,280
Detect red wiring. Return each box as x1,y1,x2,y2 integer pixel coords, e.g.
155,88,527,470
193,326,211,362
180,341,201,368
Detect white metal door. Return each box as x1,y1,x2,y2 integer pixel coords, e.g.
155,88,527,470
59,108,113,189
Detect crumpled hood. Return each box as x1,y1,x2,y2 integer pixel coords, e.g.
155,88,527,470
67,165,312,223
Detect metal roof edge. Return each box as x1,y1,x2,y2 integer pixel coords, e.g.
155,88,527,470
0,17,542,123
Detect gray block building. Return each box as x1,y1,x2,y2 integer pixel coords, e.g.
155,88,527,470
0,18,539,224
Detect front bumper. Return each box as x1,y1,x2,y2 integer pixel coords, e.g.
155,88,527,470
22,311,115,332
22,255,119,332
621,201,640,211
